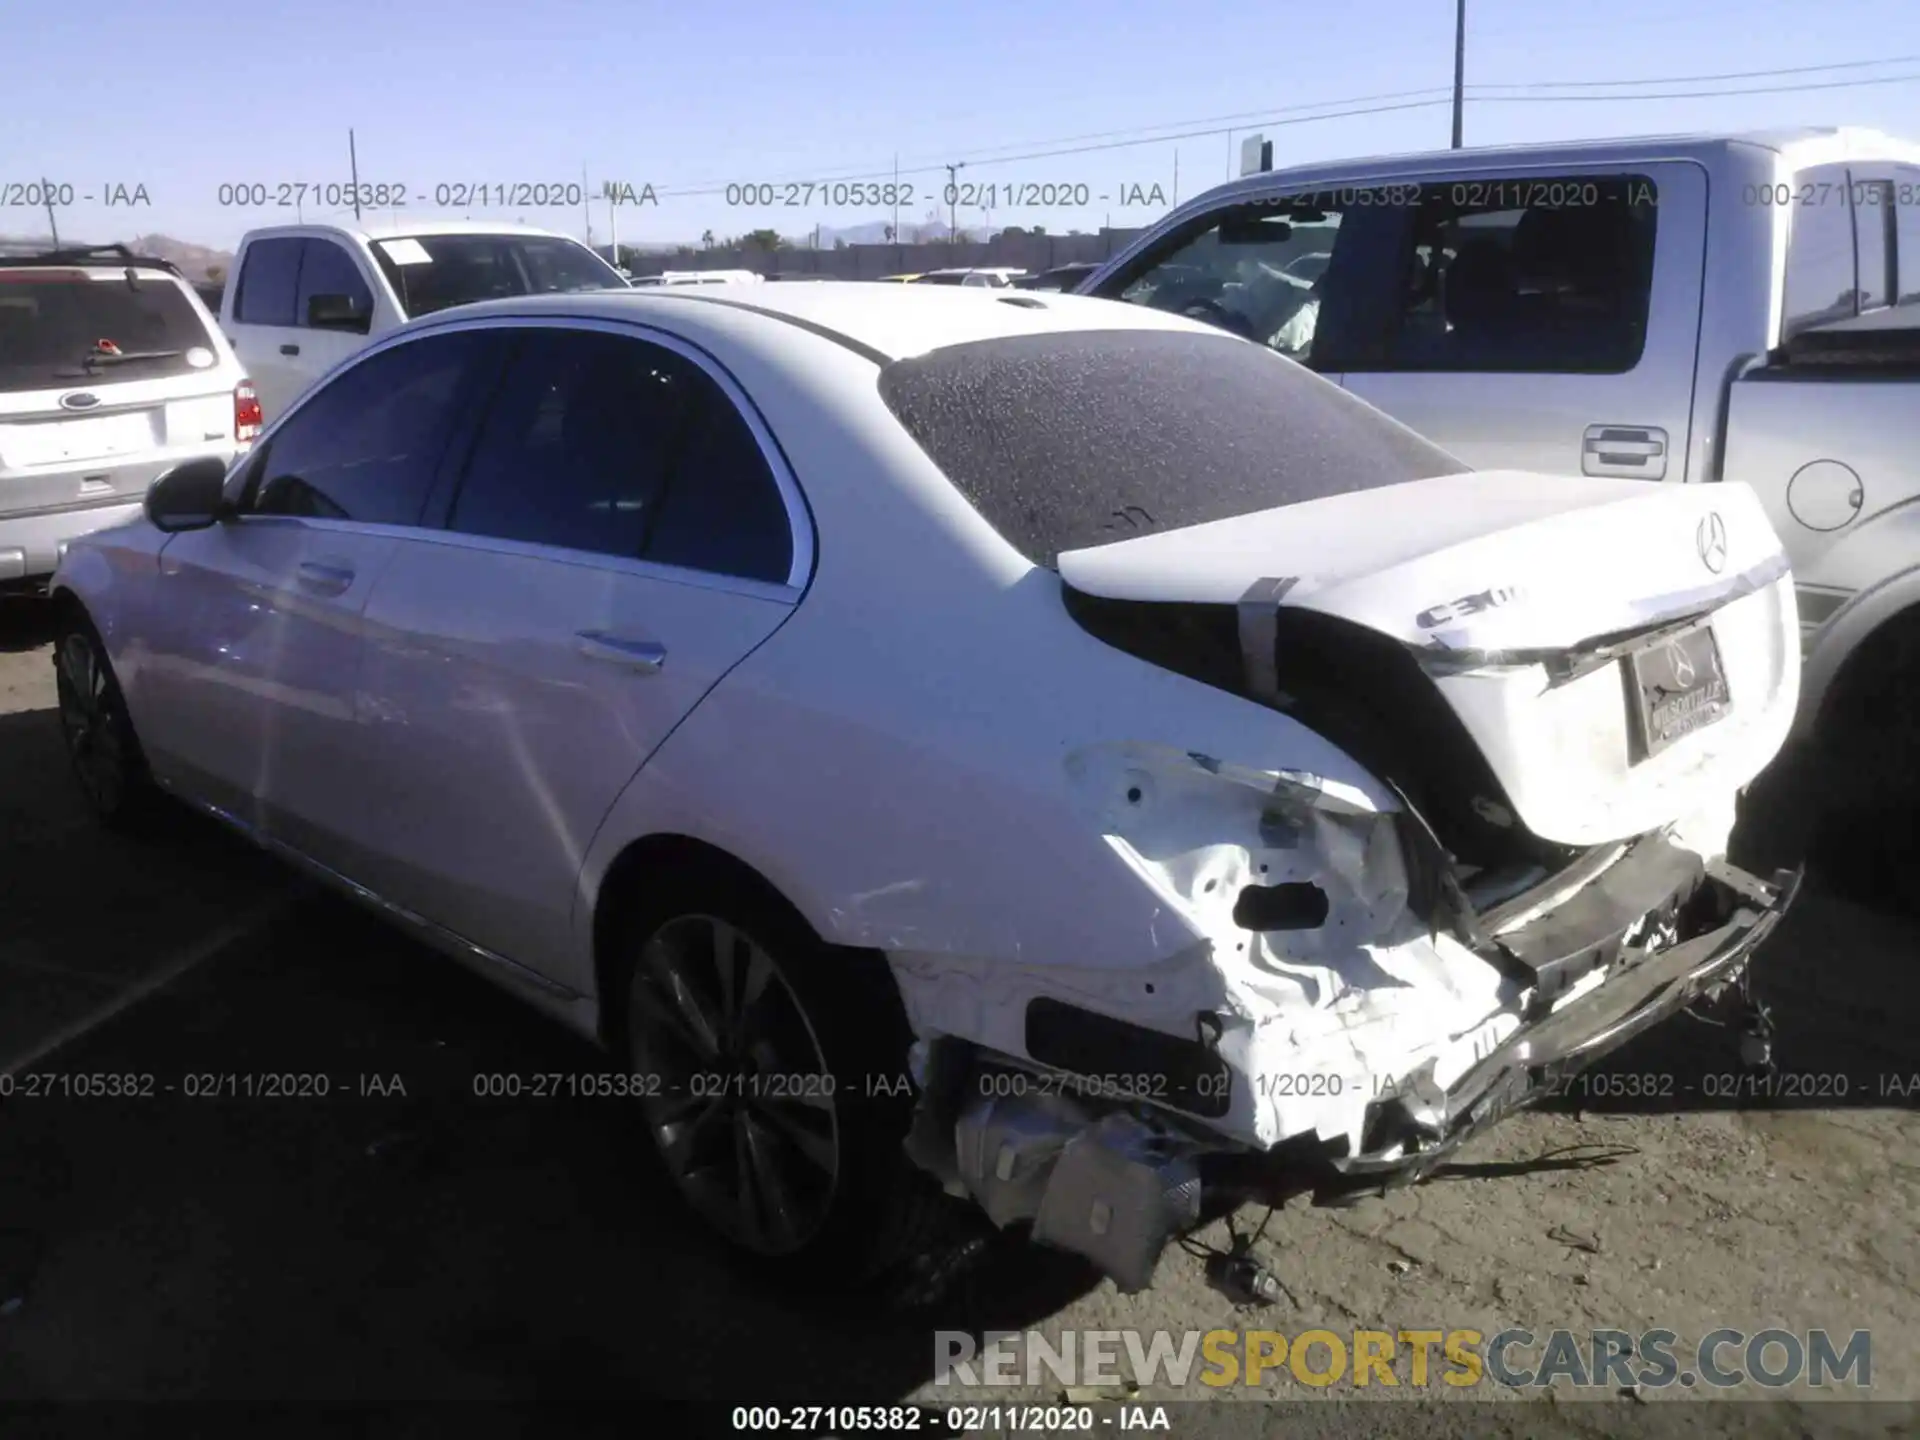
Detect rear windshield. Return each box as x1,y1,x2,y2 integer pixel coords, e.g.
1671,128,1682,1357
0,270,216,392
369,234,628,318
877,328,1469,566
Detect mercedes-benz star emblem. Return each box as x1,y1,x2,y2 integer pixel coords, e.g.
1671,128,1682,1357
1667,641,1696,689
1697,512,1728,574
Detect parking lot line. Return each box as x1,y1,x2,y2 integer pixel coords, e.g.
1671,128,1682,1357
0,894,294,1079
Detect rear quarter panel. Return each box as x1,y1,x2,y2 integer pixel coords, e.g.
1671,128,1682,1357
571,318,1401,986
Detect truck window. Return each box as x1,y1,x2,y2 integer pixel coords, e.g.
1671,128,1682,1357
234,237,303,326
1782,164,1866,339
1363,175,1657,375
1106,191,1368,366
1887,166,1920,307
1854,178,1896,313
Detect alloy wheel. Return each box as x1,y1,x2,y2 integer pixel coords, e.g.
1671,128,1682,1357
56,631,127,813
628,914,841,1256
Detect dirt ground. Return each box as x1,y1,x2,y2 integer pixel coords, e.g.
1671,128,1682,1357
0,595,1914,1437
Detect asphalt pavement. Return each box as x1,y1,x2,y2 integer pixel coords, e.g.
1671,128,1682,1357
0,594,1916,1434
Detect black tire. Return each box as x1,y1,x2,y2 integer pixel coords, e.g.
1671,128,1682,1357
616,870,948,1289
1807,617,1920,910
51,608,162,831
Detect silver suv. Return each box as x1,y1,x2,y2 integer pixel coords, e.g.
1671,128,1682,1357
0,244,255,590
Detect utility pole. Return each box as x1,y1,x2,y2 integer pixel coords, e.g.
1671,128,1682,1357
605,182,619,268
43,186,59,250
892,153,900,258
582,162,592,247
348,129,363,221
1451,0,1467,149
946,162,964,253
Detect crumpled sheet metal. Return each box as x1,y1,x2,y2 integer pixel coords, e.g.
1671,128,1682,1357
1064,741,1516,1151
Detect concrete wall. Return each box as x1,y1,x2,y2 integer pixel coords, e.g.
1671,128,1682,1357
633,227,1148,280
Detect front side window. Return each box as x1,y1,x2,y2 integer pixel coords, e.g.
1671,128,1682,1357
370,234,627,318
1107,195,1349,363
879,328,1466,569
1367,175,1657,374
294,239,375,333
243,329,498,524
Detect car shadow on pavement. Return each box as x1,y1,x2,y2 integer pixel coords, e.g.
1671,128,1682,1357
0,883,1101,1408
0,597,56,655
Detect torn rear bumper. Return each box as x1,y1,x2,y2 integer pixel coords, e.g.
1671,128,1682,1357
1316,858,1801,1194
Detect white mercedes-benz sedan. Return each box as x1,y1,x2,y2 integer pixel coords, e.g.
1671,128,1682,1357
49,283,1801,1292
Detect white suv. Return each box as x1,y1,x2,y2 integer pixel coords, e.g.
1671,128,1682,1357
0,244,254,590
219,220,629,422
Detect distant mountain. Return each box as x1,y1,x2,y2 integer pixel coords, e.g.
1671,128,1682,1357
0,231,233,281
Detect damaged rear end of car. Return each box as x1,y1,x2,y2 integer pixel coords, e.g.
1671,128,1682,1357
874,324,1801,1293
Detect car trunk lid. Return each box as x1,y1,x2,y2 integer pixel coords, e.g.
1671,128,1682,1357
1058,470,1798,848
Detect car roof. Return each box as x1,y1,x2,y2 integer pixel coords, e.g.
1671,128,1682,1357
1179,126,1920,210
414,282,1212,364
238,219,582,244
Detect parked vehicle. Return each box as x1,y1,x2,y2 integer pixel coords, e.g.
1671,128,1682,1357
1079,127,1920,805
219,221,628,422
913,267,1026,287
51,284,1798,1292
877,273,923,283
630,270,764,287
1015,261,1103,291
0,244,254,591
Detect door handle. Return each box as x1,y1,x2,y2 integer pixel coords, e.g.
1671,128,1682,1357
1582,424,1668,480
280,343,301,356
575,631,667,673
296,560,355,596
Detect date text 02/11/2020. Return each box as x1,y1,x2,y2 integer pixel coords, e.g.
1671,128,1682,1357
212,181,661,209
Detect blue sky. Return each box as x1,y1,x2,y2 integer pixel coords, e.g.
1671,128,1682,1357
7,0,1920,251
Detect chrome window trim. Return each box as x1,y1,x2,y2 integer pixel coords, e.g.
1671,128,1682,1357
225,312,816,593
232,512,801,605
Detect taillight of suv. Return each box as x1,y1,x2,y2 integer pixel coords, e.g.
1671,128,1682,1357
234,381,263,444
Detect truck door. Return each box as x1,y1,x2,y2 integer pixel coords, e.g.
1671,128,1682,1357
1337,162,1707,483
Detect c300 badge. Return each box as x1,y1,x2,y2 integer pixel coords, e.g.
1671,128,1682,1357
1417,584,1523,630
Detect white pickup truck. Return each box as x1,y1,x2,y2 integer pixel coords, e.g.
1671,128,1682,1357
1081,126,1920,821
219,220,629,422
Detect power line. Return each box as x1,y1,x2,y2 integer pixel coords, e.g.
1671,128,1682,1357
1475,53,1920,89
1474,70,1920,102
651,55,1920,200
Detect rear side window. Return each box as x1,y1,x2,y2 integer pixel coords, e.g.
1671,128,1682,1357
878,328,1467,568
447,329,693,558
445,328,793,582
0,270,217,392
234,238,303,325
244,329,498,525
1897,166,1920,306
1780,165,1883,339
1366,175,1657,373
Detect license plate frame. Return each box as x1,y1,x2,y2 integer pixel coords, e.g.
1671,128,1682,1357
1625,618,1732,761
